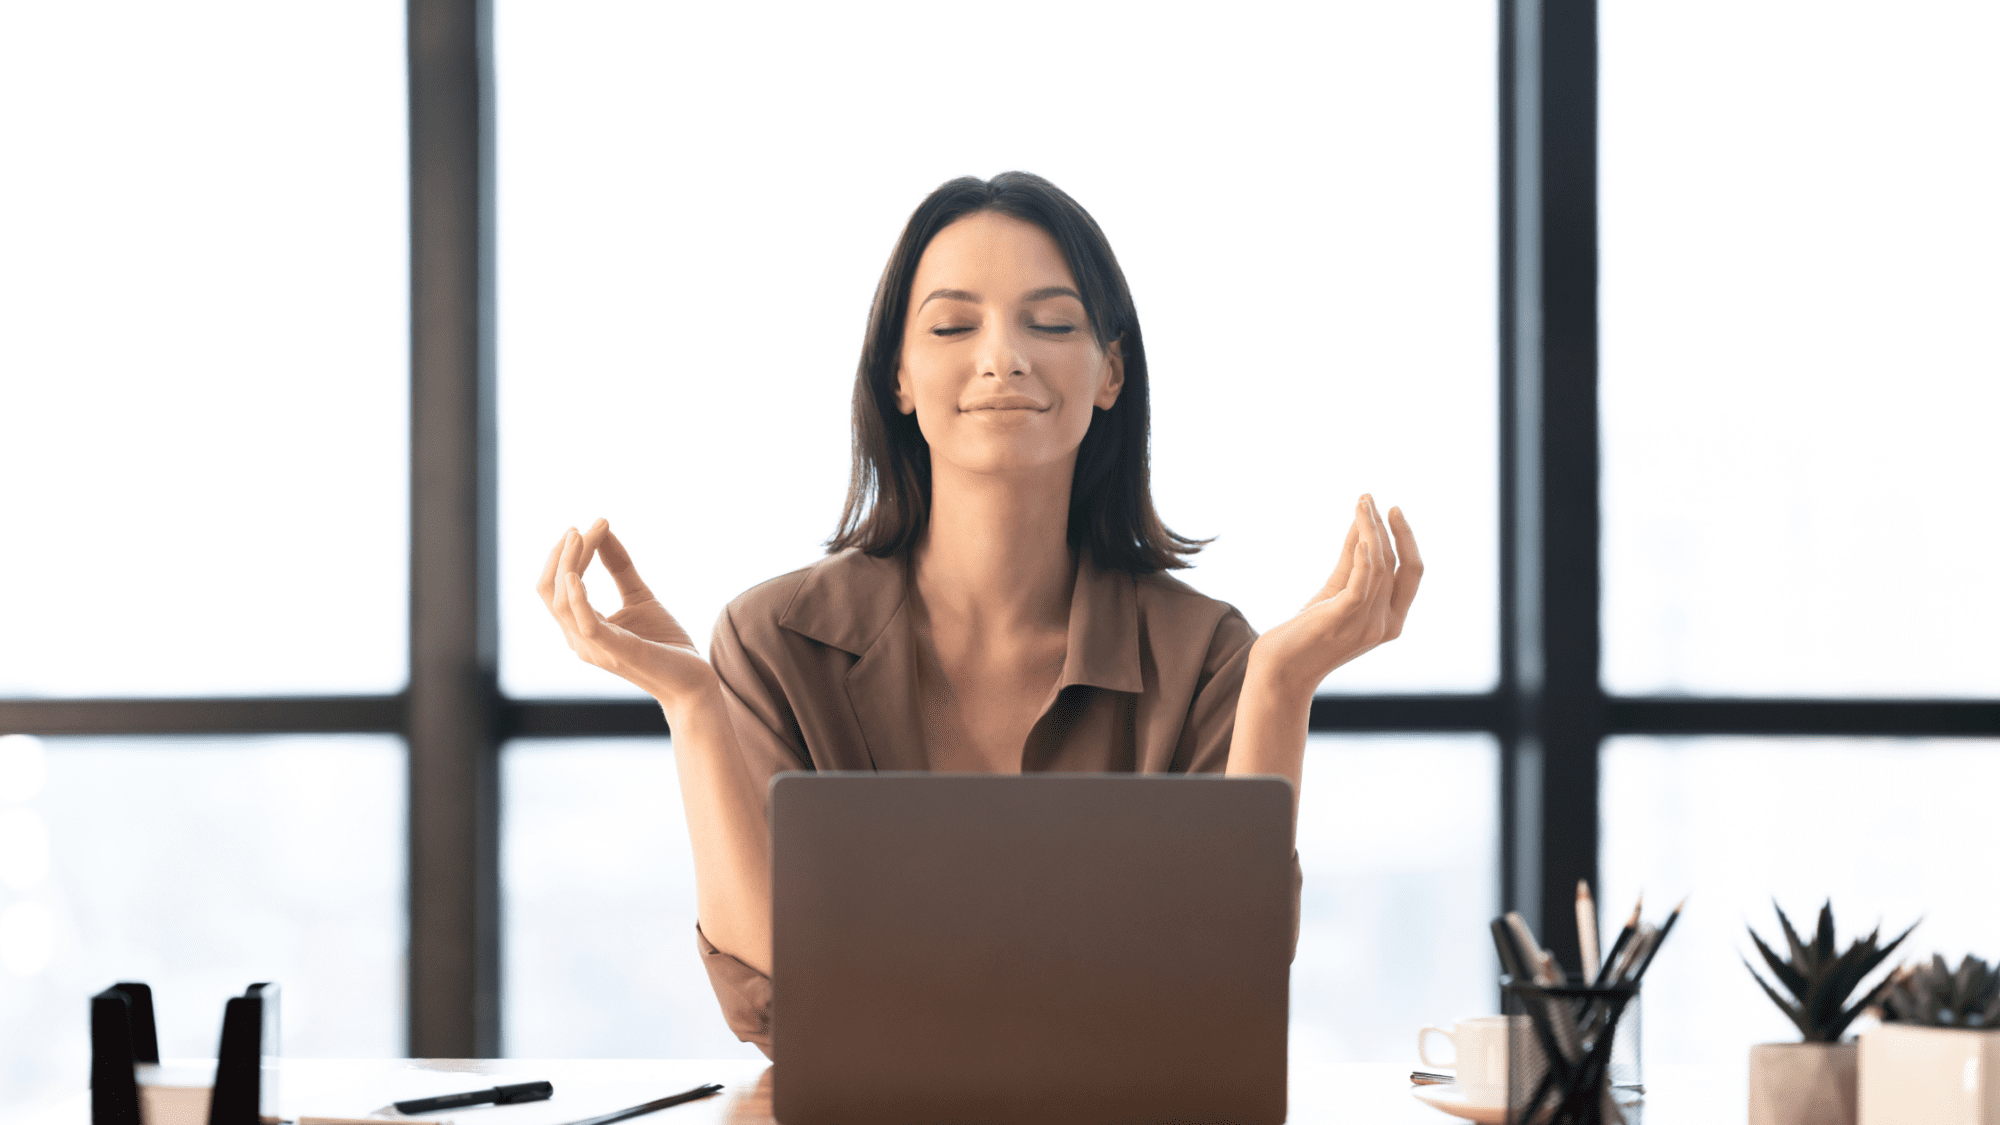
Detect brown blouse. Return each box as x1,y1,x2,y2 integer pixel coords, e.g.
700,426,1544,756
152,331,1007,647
694,546,1298,1057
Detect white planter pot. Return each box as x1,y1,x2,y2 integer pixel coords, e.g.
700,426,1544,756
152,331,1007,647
1858,1024,2000,1125
1750,1042,1858,1125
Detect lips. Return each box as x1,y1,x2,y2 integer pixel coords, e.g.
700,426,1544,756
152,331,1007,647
962,395,1049,412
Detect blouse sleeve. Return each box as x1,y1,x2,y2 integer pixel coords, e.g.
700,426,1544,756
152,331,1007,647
1171,605,1303,957
692,602,812,1060
1171,605,1258,776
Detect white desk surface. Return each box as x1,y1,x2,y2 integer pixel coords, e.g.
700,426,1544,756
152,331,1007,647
28,1057,1745,1124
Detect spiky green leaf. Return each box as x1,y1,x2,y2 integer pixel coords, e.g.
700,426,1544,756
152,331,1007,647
1748,902,1919,1040
1882,953,1999,1027
1832,973,1901,1040
1748,927,1809,1000
1745,958,1818,1041
1812,920,1915,1038
1775,901,1813,975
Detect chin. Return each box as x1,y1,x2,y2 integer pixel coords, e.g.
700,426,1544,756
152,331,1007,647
935,441,1072,480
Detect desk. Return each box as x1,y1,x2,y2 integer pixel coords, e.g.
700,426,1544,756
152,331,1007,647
27,1057,1745,1124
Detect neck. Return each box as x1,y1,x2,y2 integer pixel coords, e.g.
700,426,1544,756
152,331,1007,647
913,456,1076,634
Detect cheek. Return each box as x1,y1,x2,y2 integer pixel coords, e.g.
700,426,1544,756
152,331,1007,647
900,361,955,434
1051,355,1109,420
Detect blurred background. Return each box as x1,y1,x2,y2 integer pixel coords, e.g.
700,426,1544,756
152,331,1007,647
0,0,1994,1115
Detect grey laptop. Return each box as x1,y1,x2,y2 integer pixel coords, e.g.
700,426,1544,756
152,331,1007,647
771,773,1292,1125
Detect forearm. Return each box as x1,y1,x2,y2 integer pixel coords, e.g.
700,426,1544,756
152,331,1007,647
663,684,773,978
1225,645,1315,818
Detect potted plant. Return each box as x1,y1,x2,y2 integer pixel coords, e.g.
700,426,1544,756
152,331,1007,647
1744,901,1915,1125
1858,954,2000,1125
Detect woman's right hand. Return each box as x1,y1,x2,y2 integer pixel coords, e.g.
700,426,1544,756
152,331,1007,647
537,518,718,709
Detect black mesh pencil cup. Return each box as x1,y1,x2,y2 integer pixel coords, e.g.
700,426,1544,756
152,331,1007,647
1502,976,1643,1125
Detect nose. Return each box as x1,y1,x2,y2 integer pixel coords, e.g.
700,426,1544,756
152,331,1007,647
975,318,1030,380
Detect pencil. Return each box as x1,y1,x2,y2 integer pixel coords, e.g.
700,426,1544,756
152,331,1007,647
1576,880,1601,979
1505,912,1559,985
1610,924,1658,986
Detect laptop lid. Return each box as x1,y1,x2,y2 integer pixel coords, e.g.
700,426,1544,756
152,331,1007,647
771,772,1292,1125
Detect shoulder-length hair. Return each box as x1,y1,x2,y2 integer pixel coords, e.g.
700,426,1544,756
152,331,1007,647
827,171,1206,574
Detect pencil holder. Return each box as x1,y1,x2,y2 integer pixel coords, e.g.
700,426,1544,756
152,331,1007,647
1502,976,1642,1125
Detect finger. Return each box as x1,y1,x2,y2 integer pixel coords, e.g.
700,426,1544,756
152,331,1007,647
597,527,658,607
536,534,565,609
557,526,594,608
1352,495,1382,601
1312,519,1362,609
572,512,608,588
1385,506,1425,632
557,526,583,581
1366,494,1398,609
1349,503,1381,603
1366,496,1399,635
564,570,608,642
576,517,608,578
552,529,584,628
1365,493,1394,572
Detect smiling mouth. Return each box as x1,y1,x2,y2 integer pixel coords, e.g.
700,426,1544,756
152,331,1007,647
962,396,1050,412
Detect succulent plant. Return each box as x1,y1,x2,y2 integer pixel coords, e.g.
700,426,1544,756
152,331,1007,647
1882,954,2000,1029
1744,900,1917,1043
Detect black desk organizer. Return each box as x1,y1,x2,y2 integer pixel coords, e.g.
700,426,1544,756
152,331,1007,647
91,981,281,1125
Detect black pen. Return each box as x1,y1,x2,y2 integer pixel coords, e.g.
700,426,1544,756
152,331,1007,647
1626,895,1686,985
395,1081,554,1115
556,1084,726,1125
1491,916,1532,982
1592,895,1644,987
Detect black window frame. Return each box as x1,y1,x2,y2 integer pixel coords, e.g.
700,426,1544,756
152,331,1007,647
4,0,1994,1057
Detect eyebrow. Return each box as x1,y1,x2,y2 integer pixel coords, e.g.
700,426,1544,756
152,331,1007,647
917,285,1085,311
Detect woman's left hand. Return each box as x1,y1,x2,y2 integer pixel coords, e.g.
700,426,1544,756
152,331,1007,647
1248,494,1424,701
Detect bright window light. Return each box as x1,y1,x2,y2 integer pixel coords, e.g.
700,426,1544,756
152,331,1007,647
495,0,1497,698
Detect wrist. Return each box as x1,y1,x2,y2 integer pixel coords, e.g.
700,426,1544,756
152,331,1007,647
658,678,726,732
1244,639,1321,713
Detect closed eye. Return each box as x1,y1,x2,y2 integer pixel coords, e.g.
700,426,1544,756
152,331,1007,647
1031,324,1075,334
931,326,974,337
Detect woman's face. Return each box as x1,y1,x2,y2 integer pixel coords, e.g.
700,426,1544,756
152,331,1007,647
895,211,1124,481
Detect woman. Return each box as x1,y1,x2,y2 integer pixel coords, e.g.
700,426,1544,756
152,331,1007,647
537,172,1423,1056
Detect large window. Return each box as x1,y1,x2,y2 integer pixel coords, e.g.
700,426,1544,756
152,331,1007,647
1599,0,1999,1060
1601,0,2000,700
0,2,410,699
0,1,407,1115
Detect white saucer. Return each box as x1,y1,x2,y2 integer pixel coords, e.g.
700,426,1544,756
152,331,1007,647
1411,1083,1508,1124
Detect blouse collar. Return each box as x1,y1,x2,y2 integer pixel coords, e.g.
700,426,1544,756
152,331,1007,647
777,546,1145,696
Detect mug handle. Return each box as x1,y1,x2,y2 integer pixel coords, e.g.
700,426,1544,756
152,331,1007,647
1418,1026,1456,1069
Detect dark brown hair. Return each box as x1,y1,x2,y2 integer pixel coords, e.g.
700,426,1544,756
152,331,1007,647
827,171,1206,573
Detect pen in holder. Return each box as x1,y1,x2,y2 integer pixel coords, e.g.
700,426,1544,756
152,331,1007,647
1503,975,1642,1125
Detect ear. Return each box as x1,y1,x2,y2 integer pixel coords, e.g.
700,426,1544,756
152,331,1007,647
893,361,918,415
1094,338,1125,410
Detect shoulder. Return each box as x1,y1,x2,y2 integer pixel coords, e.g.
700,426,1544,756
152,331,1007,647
718,547,904,657
721,561,817,629
1127,570,1257,687
1132,569,1257,649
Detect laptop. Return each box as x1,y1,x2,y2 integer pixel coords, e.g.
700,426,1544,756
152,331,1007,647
771,772,1293,1125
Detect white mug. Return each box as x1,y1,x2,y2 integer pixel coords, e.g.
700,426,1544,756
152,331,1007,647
1419,1015,1515,1107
